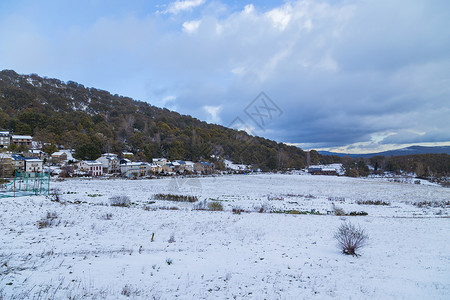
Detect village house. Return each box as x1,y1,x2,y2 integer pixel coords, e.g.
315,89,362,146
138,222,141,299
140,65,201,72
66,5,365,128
0,131,10,148
11,154,25,172
152,158,168,166
0,152,13,176
194,161,214,174
148,163,162,174
184,161,195,172
24,158,44,173
11,135,33,148
162,163,175,174
122,152,134,159
120,160,148,178
77,160,103,176
23,150,45,160
308,166,338,176
50,151,68,163
97,153,119,174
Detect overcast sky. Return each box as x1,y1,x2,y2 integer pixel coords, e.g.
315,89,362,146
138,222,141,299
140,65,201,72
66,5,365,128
1,0,449,153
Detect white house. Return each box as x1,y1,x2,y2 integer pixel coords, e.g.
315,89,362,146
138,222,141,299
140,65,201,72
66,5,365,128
148,163,162,174
0,131,10,148
78,160,103,176
24,158,44,173
152,158,168,166
120,161,148,178
97,153,119,173
184,161,195,172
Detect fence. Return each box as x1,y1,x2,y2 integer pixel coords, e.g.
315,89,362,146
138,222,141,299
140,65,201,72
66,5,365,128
0,172,50,198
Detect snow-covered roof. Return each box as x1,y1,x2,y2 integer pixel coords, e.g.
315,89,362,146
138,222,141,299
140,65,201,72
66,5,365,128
122,152,133,156
12,154,25,160
0,131,9,135
12,135,32,139
52,151,66,156
25,158,43,162
0,153,12,159
83,160,102,166
102,153,118,157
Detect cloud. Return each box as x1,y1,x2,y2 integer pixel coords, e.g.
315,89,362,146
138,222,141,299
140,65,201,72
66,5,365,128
182,20,201,33
203,105,223,124
0,0,449,151
163,0,205,15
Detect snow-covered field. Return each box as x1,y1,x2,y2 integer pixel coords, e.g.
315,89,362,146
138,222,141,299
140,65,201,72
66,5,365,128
1,174,449,299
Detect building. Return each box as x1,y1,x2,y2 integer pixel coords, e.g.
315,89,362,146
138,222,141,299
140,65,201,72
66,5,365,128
0,131,10,148
148,163,162,174
50,151,68,163
184,161,195,172
0,152,13,176
122,152,134,159
152,158,168,166
11,154,26,172
120,161,148,178
77,160,103,176
308,166,338,176
162,163,175,174
194,161,214,174
11,135,33,148
24,158,43,173
97,153,119,173
23,150,45,160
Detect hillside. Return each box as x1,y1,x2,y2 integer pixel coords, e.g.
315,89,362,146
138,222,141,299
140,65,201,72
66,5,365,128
0,70,306,170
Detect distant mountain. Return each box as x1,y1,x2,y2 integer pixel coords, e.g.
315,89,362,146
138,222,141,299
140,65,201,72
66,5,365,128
0,70,307,170
318,146,450,158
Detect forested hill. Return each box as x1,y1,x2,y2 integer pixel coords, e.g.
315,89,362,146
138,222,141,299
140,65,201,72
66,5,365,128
0,69,306,170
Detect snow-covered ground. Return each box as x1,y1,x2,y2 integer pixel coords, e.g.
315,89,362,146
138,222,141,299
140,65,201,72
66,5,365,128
1,174,449,299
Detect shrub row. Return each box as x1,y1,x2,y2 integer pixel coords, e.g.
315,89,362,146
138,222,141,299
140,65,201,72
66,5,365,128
154,193,198,202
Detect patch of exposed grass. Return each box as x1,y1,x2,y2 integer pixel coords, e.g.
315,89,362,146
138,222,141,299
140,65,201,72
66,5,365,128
357,200,390,206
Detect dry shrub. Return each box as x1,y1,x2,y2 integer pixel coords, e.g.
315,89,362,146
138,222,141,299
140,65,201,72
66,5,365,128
334,221,368,256
208,202,223,211
38,211,59,229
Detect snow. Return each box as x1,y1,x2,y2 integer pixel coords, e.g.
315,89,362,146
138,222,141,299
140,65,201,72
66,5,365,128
1,174,449,299
224,159,250,171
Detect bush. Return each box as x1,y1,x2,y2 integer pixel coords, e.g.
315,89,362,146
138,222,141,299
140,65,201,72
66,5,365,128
208,202,223,211
109,195,130,207
334,221,368,256
232,206,245,214
38,211,59,229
